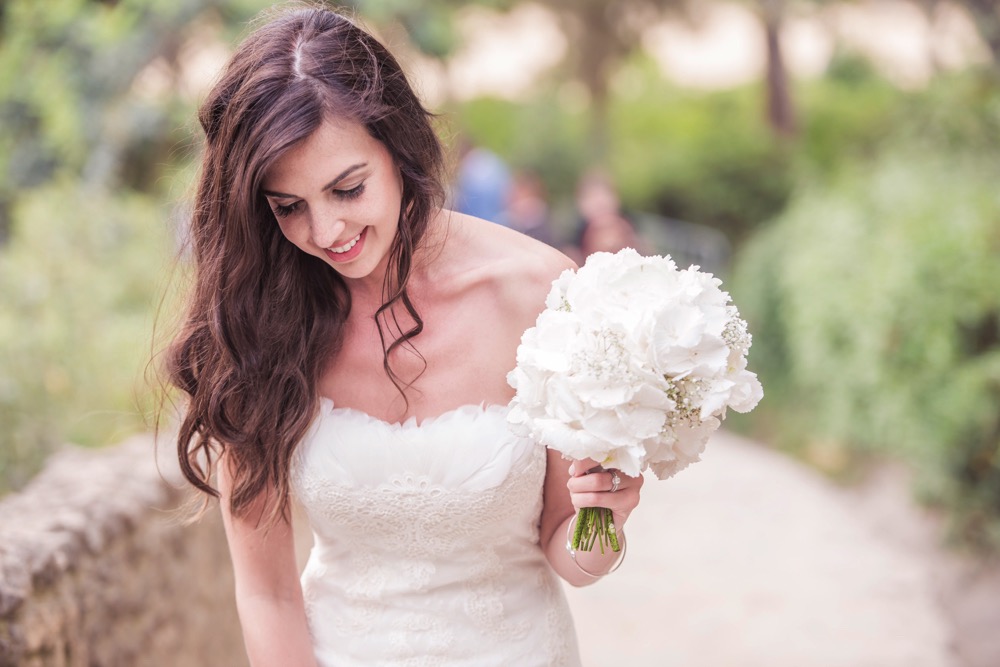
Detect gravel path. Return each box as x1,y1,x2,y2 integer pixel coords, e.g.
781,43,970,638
563,430,960,667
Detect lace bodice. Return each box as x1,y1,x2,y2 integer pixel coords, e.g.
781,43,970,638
290,399,581,667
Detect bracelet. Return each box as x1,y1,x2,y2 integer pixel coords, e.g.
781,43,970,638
564,514,627,578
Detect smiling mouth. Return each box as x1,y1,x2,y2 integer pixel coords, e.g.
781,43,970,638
328,233,362,254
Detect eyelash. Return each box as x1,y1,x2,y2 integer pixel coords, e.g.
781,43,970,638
338,182,366,201
273,202,300,218
271,182,367,218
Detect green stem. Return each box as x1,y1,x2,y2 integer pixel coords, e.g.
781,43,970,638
572,506,588,550
571,506,621,553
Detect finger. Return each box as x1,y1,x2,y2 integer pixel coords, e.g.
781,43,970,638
569,469,644,493
567,470,625,493
568,457,601,477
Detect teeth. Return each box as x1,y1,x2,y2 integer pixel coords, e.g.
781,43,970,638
328,233,361,254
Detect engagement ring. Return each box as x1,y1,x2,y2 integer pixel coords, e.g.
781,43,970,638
610,471,621,493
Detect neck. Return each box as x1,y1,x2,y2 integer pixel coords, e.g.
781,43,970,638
345,207,450,316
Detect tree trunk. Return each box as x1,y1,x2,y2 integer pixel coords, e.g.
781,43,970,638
575,0,619,165
962,0,1000,66
587,73,611,165
761,0,796,138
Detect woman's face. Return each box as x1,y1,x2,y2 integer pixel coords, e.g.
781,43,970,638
262,118,403,285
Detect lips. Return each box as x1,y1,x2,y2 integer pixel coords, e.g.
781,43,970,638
323,227,367,263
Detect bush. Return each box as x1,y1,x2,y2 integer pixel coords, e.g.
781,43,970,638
0,179,177,493
608,70,794,247
793,49,900,175
732,147,1000,546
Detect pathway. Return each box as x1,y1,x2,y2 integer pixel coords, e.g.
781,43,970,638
562,430,959,667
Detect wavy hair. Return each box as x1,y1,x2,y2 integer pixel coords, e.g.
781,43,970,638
164,5,445,523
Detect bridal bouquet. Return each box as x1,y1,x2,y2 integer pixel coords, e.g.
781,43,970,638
507,248,763,552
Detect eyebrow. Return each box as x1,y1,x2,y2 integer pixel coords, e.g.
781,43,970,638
261,162,367,199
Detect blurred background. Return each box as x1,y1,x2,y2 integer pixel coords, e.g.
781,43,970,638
0,0,998,645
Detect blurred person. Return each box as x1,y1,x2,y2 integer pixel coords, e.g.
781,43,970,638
452,137,511,224
162,7,643,667
569,169,648,260
500,169,555,245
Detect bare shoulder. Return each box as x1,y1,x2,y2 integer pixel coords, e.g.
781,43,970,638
442,212,576,325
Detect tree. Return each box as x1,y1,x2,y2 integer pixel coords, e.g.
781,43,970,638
0,0,263,490
951,0,1000,67
0,0,261,240
534,0,691,162
743,0,838,139
351,0,692,163
906,0,1000,71
757,0,797,137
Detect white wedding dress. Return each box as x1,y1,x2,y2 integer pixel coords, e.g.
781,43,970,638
291,398,582,667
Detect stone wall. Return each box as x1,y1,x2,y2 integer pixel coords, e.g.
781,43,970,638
0,436,247,667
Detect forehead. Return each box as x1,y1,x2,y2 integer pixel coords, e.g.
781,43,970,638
263,118,389,191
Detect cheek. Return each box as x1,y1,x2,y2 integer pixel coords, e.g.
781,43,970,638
275,217,307,247
385,185,404,226
360,192,400,229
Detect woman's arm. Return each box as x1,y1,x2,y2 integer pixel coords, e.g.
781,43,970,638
538,451,643,587
217,457,319,667
494,231,643,586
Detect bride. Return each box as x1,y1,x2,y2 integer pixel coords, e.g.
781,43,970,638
165,6,643,666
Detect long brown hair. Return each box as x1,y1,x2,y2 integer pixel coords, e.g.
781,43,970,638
164,5,445,523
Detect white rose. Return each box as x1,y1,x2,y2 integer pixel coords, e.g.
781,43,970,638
569,371,635,410
728,369,764,413
543,374,590,424
536,418,608,460
617,400,668,440
676,266,728,308
698,377,736,419
600,443,646,478
580,408,640,449
649,303,730,376
544,268,576,311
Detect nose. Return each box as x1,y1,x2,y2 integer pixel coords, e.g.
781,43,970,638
309,212,347,250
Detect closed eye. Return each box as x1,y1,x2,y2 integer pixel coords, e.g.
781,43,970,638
336,182,366,200
269,181,364,217
272,201,301,218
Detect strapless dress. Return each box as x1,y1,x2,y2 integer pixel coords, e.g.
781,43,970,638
290,398,582,667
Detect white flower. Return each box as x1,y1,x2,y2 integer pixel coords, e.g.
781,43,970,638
728,369,764,414
507,249,763,481
648,303,730,376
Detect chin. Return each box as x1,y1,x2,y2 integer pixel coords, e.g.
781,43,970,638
330,254,388,283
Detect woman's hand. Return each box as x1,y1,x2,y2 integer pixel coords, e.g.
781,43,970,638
566,457,644,530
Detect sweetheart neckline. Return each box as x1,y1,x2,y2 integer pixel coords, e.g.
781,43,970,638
317,396,510,430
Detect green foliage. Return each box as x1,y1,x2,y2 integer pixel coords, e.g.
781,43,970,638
453,54,916,249
451,94,588,206
348,0,517,58
0,0,268,492
0,0,205,183
794,50,900,175
889,68,1000,152
607,62,794,246
733,140,1000,546
0,180,178,492
455,56,894,246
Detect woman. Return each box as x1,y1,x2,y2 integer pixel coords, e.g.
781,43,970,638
165,7,642,666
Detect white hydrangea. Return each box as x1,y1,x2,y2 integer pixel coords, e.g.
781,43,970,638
507,248,763,480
